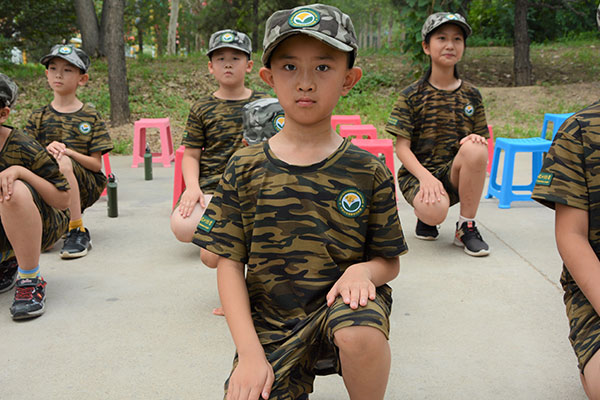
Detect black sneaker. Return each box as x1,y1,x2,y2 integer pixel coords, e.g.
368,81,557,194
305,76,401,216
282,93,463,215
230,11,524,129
60,228,92,259
454,221,490,257
415,219,439,240
10,277,47,320
0,258,18,293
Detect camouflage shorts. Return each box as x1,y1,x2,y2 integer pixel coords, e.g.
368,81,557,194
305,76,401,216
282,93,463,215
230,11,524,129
398,162,460,207
0,180,70,252
71,158,106,212
224,284,393,400
564,282,600,372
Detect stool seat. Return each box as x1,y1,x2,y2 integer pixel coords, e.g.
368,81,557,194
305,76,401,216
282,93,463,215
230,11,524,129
331,115,361,132
340,124,378,140
132,117,174,168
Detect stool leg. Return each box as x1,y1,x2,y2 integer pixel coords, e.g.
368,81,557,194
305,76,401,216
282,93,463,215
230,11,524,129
132,126,146,168
159,125,174,167
498,148,515,209
485,146,502,198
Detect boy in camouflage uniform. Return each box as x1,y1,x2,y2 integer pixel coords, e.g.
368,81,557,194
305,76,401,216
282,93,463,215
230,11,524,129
531,6,600,397
193,4,407,399
25,44,113,259
386,12,490,257
170,29,267,269
0,74,70,320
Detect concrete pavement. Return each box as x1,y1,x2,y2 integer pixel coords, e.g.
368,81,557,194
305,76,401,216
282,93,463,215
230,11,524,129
0,152,585,399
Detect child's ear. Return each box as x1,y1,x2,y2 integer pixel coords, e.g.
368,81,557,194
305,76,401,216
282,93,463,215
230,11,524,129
78,73,89,86
245,59,254,73
208,60,214,74
259,67,275,88
341,66,362,96
0,107,10,123
422,41,430,55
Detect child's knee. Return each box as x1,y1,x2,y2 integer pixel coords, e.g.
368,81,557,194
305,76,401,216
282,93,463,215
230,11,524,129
414,198,449,225
0,181,33,210
334,326,387,356
458,140,488,167
200,249,219,269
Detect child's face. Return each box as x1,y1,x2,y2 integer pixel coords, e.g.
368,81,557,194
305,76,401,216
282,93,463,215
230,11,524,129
45,57,88,95
422,24,465,68
259,35,361,129
208,48,253,88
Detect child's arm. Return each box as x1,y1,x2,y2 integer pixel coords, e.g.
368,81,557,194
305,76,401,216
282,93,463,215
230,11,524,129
0,166,69,210
555,203,600,313
395,137,446,204
217,257,274,400
46,141,102,172
179,147,206,217
326,256,400,309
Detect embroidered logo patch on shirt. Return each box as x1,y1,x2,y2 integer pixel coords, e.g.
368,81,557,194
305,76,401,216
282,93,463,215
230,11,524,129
536,172,554,186
464,104,474,116
78,122,92,135
197,215,216,233
337,188,366,218
273,112,285,132
387,117,399,126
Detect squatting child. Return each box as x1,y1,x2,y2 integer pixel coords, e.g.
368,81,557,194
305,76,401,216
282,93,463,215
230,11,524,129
531,7,600,397
193,4,407,399
0,73,70,320
25,44,113,259
385,12,490,257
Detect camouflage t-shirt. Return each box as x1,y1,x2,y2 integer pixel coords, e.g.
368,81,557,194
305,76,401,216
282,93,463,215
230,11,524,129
532,100,600,289
0,127,69,192
182,91,269,194
24,103,113,156
193,139,407,344
385,79,488,180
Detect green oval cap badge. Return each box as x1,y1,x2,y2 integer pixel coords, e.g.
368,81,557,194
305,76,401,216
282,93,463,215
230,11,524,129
289,8,320,28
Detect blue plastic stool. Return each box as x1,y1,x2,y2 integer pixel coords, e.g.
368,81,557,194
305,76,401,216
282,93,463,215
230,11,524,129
485,137,551,208
541,112,575,141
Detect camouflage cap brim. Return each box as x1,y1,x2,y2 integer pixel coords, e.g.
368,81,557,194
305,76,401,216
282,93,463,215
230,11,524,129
0,73,18,108
207,30,252,57
421,12,472,41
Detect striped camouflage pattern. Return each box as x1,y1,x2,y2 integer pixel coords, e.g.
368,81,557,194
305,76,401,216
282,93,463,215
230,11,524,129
224,286,393,398
385,79,488,201
181,91,268,194
0,128,70,252
262,3,357,66
532,100,600,370
25,103,112,210
192,139,407,395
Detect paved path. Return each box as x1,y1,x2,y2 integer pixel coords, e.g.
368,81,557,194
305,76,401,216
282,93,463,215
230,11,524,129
0,153,585,399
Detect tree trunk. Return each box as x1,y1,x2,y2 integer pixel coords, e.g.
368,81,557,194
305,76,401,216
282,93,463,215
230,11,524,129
377,12,382,49
167,0,180,55
368,12,372,48
137,24,144,55
252,0,259,51
73,0,101,57
513,0,532,86
105,0,131,126
388,14,393,47
155,24,164,56
99,0,110,56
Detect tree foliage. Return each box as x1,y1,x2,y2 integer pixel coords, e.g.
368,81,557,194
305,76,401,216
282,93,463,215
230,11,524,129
0,0,77,60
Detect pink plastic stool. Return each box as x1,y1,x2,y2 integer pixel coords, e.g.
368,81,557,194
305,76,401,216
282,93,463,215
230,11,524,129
331,115,361,131
351,139,395,178
172,146,186,209
340,124,378,140
101,153,111,197
132,118,174,168
487,125,494,174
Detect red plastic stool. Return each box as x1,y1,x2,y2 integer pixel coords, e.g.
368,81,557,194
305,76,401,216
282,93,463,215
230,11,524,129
352,138,398,198
331,115,361,131
172,146,186,209
340,124,378,140
101,153,111,197
132,118,174,168
487,125,494,174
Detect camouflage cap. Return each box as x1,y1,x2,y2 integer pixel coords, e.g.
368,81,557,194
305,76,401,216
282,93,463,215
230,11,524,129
421,12,472,41
207,30,252,57
0,73,18,108
242,98,285,145
262,3,358,66
40,44,91,73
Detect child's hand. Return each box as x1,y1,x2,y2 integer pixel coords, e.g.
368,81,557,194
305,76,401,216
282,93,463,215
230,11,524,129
227,355,274,400
179,187,204,218
460,134,487,146
416,173,446,204
326,264,376,309
0,166,22,202
46,141,67,160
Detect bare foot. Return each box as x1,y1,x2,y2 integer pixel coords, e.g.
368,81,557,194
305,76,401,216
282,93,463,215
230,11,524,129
212,307,224,316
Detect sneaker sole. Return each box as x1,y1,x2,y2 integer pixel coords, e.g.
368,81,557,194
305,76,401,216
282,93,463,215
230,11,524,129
453,238,490,257
60,242,92,259
11,302,46,320
415,233,439,241
0,278,17,293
